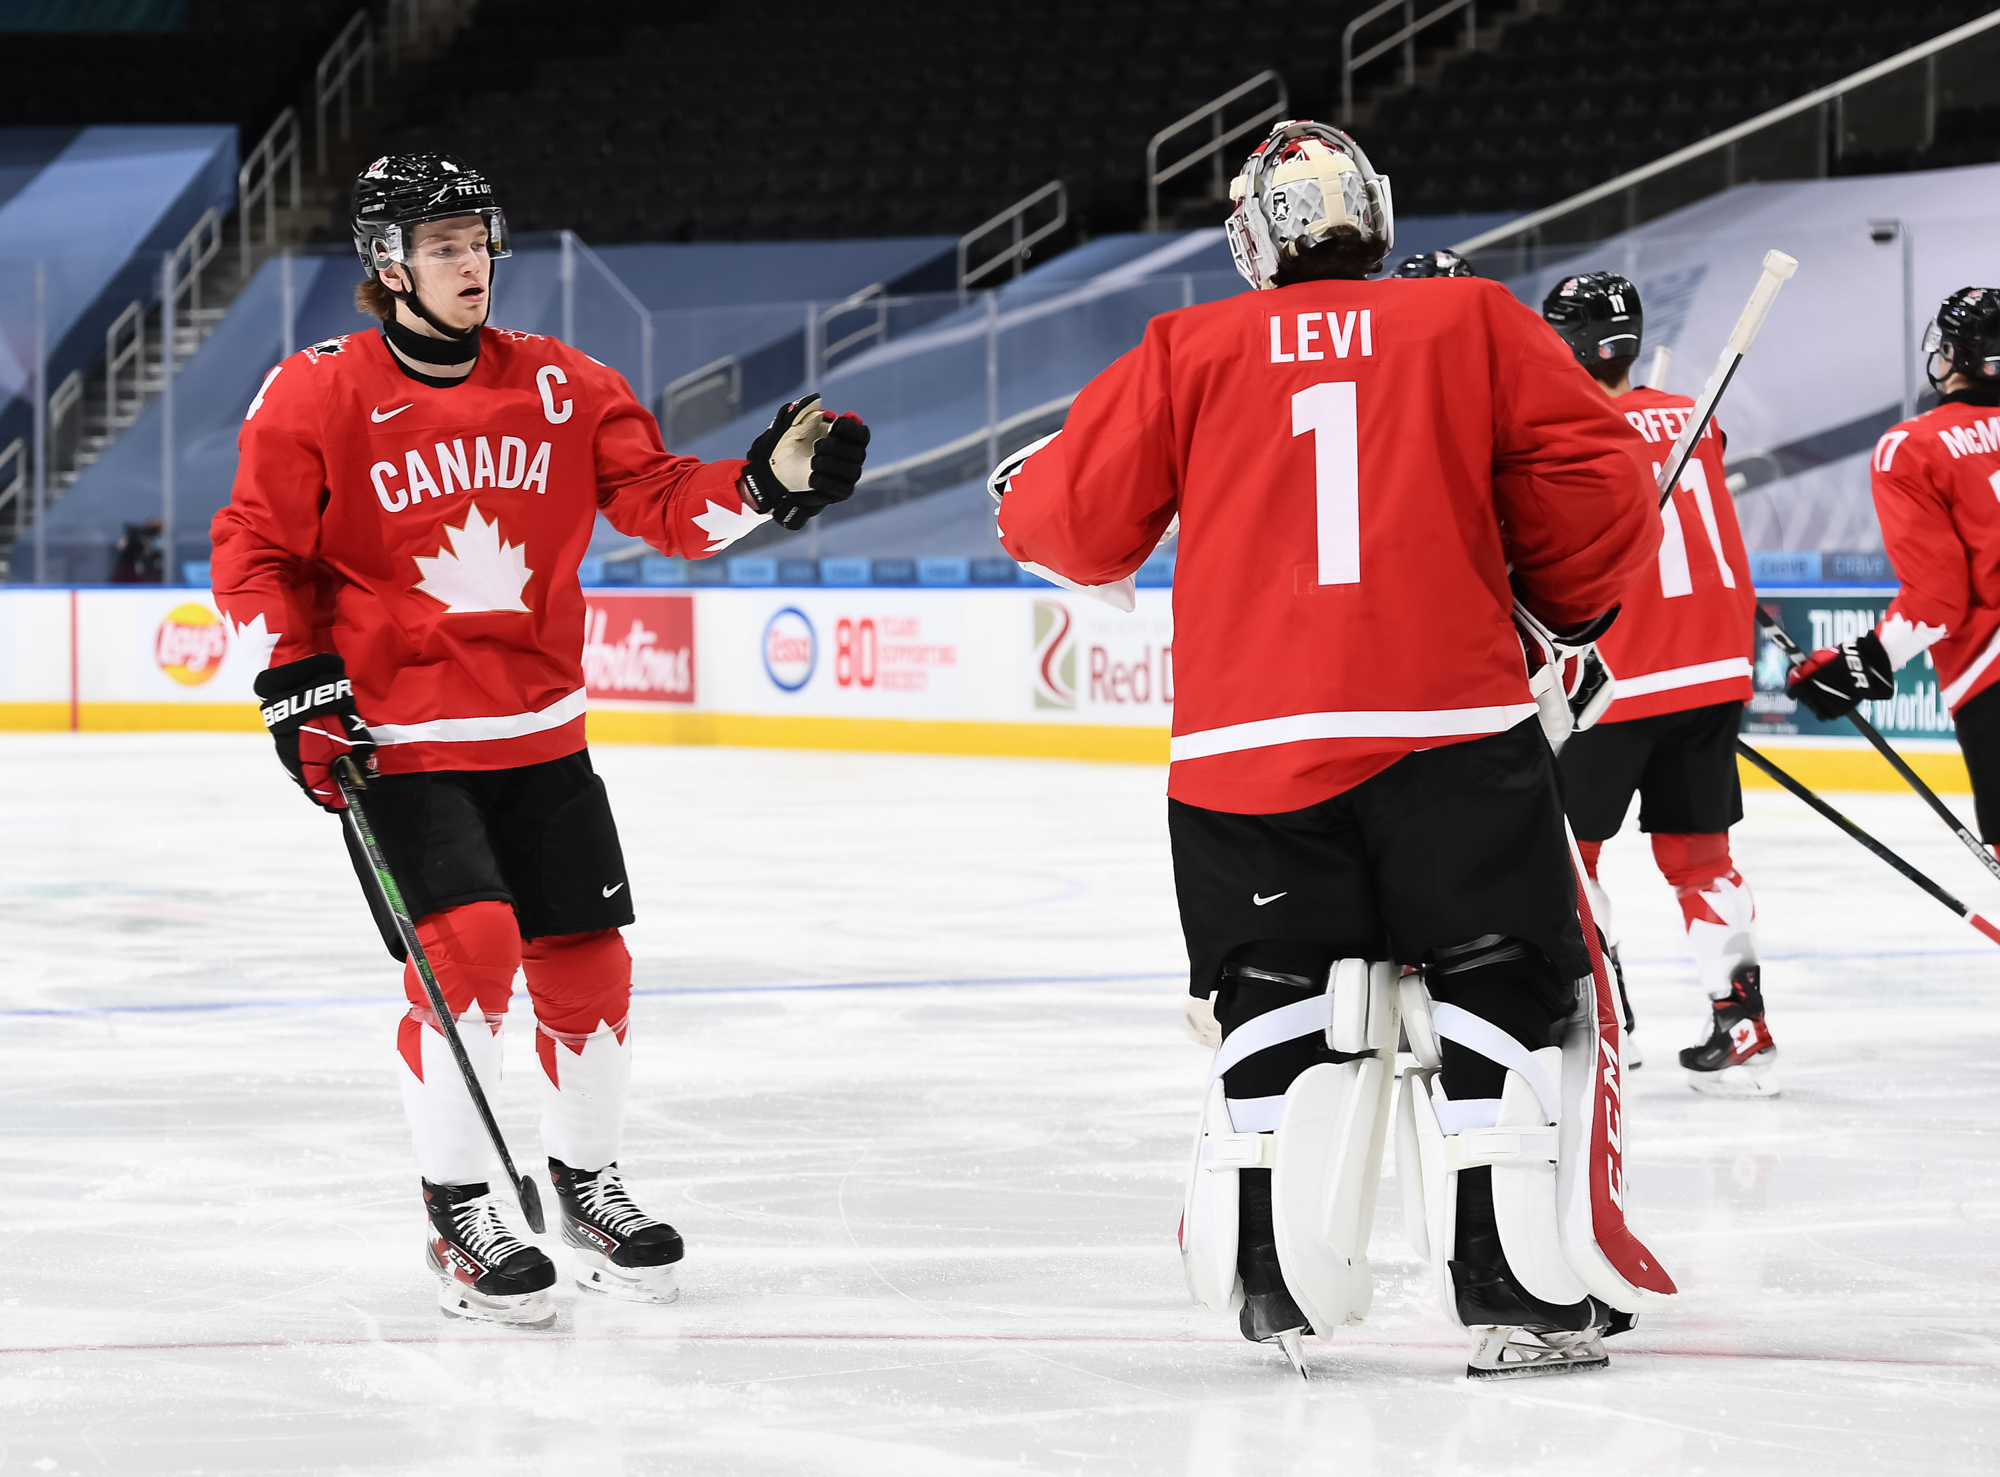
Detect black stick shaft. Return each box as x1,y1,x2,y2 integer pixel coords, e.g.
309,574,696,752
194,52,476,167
1654,354,1741,510
1756,606,2000,885
335,757,544,1232
1735,739,1974,919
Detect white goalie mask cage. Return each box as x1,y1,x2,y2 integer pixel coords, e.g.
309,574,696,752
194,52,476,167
1225,120,1395,292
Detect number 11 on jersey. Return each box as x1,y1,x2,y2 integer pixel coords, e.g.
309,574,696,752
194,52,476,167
1293,381,1359,586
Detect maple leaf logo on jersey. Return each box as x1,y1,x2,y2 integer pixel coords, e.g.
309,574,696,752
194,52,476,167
690,497,772,553
412,504,533,613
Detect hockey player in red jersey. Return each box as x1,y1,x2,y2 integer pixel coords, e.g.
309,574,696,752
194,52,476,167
211,155,868,1326
1789,287,2000,852
1541,274,1773,1097
992,121,1674,1379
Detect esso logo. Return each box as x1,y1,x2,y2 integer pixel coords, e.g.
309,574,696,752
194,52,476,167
762,607,816,692
156,603,229,685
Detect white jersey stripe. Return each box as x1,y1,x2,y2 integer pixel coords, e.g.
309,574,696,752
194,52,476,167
1942,624,2000,709
1610,657,1752,700
1170,703,1539,762
368,687,589,747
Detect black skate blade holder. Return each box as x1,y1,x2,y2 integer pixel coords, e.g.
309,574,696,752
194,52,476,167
335,756,546,1235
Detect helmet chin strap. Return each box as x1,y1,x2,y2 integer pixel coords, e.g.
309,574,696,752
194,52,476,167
380,259,491,364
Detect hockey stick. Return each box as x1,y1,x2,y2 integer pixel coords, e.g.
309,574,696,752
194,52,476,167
1736,740,2000,947
1652,249,1797,510
334,755,546,1234
1754,607,2000,887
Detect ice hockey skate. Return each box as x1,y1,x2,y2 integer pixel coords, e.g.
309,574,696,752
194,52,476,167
423,1179,557,1327
550,1159,685,1303
1681,965,1781,1097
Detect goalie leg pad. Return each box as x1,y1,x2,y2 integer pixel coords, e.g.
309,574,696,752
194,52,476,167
1270,960,1400,1336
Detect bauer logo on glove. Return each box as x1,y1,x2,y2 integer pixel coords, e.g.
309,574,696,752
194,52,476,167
1785,630,1895,721
252,652,378,811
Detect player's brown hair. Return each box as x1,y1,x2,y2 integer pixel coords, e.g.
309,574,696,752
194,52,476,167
355,277,397,320
1273,226,1385,286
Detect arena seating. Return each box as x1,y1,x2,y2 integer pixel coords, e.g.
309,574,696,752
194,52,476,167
1362,0,2000,216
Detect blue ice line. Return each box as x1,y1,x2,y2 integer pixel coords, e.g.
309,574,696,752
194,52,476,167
0,970,1186,1020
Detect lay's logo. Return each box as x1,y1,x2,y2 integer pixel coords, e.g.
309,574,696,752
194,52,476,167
155,604,229,685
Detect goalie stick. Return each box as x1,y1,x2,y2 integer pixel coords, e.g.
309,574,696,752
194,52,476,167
335,755,546,1234
1735,740,2000,948
1650,249,1797,511
1755,607,2000,889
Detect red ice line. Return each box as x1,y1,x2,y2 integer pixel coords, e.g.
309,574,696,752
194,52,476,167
0,1333,1991,1371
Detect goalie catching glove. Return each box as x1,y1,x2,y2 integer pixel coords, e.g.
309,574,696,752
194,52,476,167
1785,631,1894,720
741,393,870,531
253,652,376,811
1512,598,1619,750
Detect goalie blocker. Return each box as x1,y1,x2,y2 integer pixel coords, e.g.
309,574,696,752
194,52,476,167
1173,720,1676,1378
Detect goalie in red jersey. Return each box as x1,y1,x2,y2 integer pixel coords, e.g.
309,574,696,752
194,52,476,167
993,120,1673,1380
211,155,868,1327
1540,274,1775,1099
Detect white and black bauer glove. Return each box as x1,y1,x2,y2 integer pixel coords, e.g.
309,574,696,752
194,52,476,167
253,653,377,812
741,393,870,531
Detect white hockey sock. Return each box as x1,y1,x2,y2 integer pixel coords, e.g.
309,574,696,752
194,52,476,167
537,1018,632,1173
1683,873,1758,1000
399,1005,506,1186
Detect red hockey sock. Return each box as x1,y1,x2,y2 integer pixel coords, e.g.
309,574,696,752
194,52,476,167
396,899,522,1079
522,929,633,1085
1577,839,1605,879
1651,832,1739,927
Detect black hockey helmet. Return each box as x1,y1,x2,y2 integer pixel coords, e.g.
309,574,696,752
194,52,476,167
1392,248,1475,278
1543,271,1642,375
1923,286,2000,390
352,153,510,339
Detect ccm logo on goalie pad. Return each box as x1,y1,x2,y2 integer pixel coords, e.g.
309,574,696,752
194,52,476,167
261,680,353,729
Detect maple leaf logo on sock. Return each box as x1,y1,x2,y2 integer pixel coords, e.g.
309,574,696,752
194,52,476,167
412,504,533,613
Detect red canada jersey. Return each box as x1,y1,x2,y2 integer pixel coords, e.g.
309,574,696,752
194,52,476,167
211,327,754,773
1000,277,1658,814
1593,388,1755,722
1871,399,2000,712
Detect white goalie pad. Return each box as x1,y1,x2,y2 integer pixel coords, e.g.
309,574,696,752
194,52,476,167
1178,961,1401,1336
1400,967,1676,1323
1271,960,1400,1335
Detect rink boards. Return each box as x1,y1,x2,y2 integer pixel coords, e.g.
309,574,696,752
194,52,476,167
0,584,1969,791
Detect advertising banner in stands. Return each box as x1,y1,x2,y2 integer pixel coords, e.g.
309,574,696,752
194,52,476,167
1745,588,1953,744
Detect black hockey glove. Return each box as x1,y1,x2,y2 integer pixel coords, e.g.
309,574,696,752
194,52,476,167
741,393,871,531
253,652,377,812
1787,630,1894,720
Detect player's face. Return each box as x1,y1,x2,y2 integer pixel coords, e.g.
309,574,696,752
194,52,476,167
394,217,492,332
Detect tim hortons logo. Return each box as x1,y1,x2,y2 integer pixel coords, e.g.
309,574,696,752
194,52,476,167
155,603,229,685
581,596,694,704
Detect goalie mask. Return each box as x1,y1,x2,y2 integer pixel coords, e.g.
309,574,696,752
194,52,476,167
351,153,511,341
1923,286,2000,391
1226,120,1394,291
1543,272,1643,376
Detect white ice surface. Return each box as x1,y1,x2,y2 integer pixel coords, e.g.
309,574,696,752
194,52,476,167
2,734,1999,1476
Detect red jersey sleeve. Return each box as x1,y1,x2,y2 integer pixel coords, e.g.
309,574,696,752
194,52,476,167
588,369,757,560
210,354,338,667
996,320,1179,584
1873,429,1968,638
1484,289,1660,627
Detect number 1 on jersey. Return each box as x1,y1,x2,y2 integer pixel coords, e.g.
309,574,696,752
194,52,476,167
1292,381,1359,586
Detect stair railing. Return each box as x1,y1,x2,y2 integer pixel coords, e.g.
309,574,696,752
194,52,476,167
821,284,890,371
315,10,375,174
239,108,301,276
1341,0,1491,124
0,438,23,540
106,302,146,430
661,357,742,451
47,370,83,478
958,181,1067,301
168,208,226,327
1146,71,1287,231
